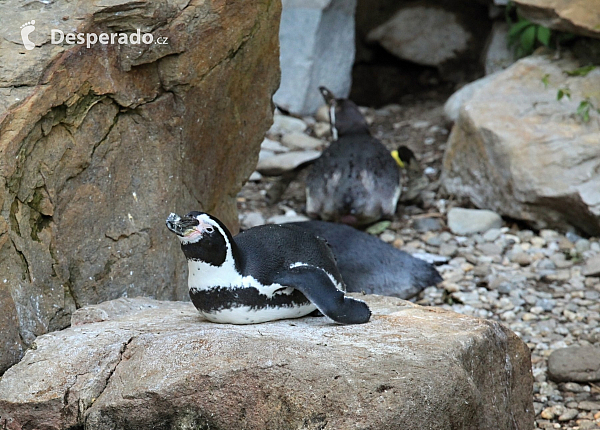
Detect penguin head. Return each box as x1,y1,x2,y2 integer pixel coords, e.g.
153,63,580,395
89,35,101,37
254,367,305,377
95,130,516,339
166,212,230,266
319,86,369,139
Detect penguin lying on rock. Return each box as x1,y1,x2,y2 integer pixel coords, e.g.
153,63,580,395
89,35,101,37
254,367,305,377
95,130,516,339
290,221,442,298
166,211,371,325
305,87,401,226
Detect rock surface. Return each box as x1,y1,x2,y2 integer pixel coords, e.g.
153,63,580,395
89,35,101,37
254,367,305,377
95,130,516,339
0,0,280,373
442,54,600,235
548,346,600,383
447,208,503,235
274,0,357,115
514,0,600,39
0,296,533,430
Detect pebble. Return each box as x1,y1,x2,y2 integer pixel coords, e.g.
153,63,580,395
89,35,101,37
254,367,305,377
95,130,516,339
268,114,307,135
582,254,600,276
242,212,265,229
256,150,321,176
315,105,330,123
313,122,331,138
412,217,443,232
261,138,289,153
266,214,310,224
558,409,579,421
578,401,600,411
281,132,324,150
447,208,503,235
483,228,502,242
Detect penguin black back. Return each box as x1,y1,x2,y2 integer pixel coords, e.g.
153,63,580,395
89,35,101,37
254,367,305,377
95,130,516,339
290,220,442,298
306,87,401,226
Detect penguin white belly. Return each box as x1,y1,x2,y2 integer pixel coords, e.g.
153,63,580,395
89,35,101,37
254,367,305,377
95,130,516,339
188,259,317,324
200,302,317,324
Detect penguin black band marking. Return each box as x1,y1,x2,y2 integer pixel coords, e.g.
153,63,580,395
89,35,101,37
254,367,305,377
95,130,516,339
189,286,311,313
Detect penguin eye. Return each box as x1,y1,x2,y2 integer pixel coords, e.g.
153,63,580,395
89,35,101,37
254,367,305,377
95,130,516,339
205,226,214,234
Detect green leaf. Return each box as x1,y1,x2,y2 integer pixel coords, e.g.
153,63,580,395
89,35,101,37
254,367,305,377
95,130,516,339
577,101,591,122
541,73,550,88
536,26,551,46
507,19,532,39
565,65,597,77
365,221,391,236
557,88,571,100
520,26,537,54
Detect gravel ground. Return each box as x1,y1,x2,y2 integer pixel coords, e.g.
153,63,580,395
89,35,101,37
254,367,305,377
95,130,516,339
237,91,600,430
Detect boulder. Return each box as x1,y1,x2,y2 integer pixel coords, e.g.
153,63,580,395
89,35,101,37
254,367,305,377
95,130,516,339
366,1,490,82
442,54,600,235
0,296,533,430
0,0,280,373
273,0,357,115
514,0,600,39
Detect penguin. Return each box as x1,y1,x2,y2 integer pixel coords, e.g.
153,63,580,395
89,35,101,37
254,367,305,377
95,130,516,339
305,87,401,226
290,220,443,298
166,211,371,325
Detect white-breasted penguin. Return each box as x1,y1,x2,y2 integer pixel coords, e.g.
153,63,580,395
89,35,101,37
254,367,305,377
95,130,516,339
305,87,401,226
166,211,371,325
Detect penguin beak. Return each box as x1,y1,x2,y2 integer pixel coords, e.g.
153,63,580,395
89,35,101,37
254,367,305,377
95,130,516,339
319,86,336,104
166,213,199,237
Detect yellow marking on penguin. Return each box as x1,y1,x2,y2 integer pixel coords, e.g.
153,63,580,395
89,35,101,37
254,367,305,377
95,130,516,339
391,150,405,168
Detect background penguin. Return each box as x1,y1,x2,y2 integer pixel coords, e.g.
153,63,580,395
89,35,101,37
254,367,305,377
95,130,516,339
305,87,400,226
290,220,442,298
166,211,371,325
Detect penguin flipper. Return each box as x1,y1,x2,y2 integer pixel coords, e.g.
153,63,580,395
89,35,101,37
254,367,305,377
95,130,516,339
274,266,371,324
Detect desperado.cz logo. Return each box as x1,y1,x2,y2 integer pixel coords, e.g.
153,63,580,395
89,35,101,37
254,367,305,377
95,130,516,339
19,20,168,50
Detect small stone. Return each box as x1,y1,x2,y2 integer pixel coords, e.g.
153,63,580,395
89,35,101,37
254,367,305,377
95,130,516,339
537,259,557,270
522,312,538,321
531,237,546,248
578,401,600,411
439,243,458,258
281,132,324,150
478,243,503,256
267,214,311,224
582,254,600,277
575,239,591,253
550,253,573,269
256,150,321,176
242,212,265,229
315,105,330,123
540,229,559,240
268,114,308,136
577,420,597,430
563,382,585,393
535,299,556,312
548,346,600,383
447,208,502,235
412,217,443,232
540,407,555,420
313,122,331,138
380,232,396,243
248,171,262,182
510,252,532,266
483,228,502,242
261,137,290,153
558,237,575,251
558,408,579,421
412,252,449,265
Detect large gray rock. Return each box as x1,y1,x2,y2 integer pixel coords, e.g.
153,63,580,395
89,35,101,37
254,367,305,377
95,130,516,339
514,0,600,39
0,296,534,430
274,0,357,115
442,54,600,235
366,1,490,82
0,0,280,374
